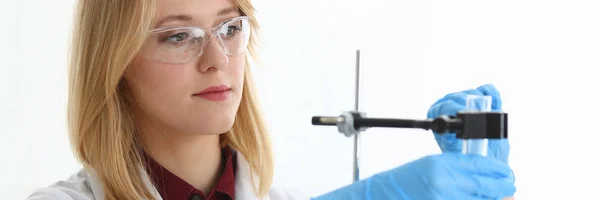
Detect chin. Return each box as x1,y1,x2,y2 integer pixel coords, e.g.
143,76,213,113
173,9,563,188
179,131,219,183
183,97,240,134
212,120,235,134
184,124,233,135
188,115,236,135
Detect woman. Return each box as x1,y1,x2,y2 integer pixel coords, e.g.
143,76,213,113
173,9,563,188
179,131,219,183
27,0,516,199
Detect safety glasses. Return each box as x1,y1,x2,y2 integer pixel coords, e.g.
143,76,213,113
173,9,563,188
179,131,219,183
138,16,250,64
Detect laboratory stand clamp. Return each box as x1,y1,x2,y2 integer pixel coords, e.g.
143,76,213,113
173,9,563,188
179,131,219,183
311,111,508,140
320,49,508,183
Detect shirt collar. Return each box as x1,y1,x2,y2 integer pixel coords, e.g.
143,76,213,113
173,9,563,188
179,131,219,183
144,147,237,200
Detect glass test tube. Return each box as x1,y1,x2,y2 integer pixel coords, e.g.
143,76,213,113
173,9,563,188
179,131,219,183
462,95,492,157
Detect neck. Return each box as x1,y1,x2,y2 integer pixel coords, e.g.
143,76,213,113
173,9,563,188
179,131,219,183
140,124,223,194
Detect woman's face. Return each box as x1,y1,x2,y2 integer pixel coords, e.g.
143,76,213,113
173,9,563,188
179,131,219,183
124,0,246,135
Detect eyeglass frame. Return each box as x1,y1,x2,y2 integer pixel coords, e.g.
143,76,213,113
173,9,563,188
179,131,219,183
142,16,251,64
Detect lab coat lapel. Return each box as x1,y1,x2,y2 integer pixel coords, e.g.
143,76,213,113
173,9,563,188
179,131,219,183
235,152,269,200
87,154,265,200
87,166,163,200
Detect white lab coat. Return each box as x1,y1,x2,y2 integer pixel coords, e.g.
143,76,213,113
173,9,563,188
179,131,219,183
26,154,309,200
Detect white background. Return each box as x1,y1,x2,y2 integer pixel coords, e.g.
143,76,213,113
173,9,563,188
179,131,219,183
2,0,599,199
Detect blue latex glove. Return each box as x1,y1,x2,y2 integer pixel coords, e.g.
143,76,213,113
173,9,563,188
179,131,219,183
312,153,516,200
426,84,510,163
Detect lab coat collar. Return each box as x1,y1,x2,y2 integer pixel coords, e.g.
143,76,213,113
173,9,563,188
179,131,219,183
86,152,268,200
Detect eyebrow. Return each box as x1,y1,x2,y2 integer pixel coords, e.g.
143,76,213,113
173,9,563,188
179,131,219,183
155,7,240,27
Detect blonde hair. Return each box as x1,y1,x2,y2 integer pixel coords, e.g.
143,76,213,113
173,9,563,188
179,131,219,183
68,1,272,199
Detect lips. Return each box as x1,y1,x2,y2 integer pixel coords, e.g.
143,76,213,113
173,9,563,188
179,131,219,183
194,85,231,95
193,84,232,101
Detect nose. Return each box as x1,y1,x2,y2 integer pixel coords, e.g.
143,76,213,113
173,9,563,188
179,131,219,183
196,36,228,72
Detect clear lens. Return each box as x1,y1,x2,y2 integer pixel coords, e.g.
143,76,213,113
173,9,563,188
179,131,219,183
217,18,250,56
139,17,250,64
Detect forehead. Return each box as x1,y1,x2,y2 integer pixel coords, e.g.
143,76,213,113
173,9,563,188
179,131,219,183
155,0,237,24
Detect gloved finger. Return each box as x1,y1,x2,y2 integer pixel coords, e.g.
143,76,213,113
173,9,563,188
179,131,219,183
427,100,465,119
429,101,464,153
428,100,465,152
450,154,513,177
461,174,517,198
488,139,510,164
476,84,502,110
443,89,485,106
444,90,489,113
430,89,471,106
427,99,452,119
440,190,492,200
427,89,482,118
441,88,484,100
434,133,463,153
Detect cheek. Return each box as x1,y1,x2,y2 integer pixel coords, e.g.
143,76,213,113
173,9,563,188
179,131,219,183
227,56,246,87
125,59,192,118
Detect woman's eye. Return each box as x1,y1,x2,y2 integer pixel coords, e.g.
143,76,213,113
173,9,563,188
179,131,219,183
164,32,189,43
225,25,241,37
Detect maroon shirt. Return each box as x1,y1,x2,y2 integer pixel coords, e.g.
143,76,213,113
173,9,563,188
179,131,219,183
145,148,237,200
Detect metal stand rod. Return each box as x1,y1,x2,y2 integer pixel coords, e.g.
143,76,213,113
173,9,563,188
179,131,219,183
352,50,361,183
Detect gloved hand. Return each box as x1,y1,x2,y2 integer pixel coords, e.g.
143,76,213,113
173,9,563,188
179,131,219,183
426,84,510,163
311,152,516,200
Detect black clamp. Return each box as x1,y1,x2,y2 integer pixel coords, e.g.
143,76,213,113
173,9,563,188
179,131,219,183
312,111,508,139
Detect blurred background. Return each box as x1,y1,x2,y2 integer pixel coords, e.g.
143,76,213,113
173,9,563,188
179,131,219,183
2,0,599,199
